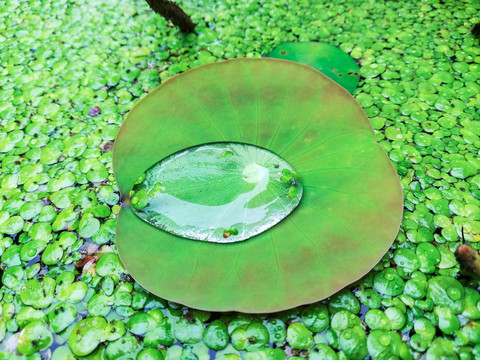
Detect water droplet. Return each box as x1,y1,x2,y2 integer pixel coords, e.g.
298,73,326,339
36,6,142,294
379,334,390,346
447,287,461,300
131,143,303,243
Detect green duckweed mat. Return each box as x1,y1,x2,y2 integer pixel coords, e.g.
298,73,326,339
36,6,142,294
1,0,480,359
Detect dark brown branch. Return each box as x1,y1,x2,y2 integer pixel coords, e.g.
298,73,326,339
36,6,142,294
145,0,196,34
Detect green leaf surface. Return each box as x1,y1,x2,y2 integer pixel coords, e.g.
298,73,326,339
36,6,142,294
113,58,403,313
266,42,360,93
131,142,303,243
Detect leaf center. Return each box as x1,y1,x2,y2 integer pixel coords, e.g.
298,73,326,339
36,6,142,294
129,142,303,243
242,163,268,184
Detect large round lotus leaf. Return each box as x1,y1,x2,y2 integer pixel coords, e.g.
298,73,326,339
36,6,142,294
266,42,360,94
113,58,403,313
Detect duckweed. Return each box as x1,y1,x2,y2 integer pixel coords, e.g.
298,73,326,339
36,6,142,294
338,325,368,360
127,312,156,336
2,0,480,357
144,319,174,347
174,316,205,344
203,320,229,350
106,334,141,359
48,302,77,333
17,320,52,355
426,338,458,359
20,277,55,309
286,322,314,350
68,317,108,356
373,268,405,296
88,294,113,316
231,326,249,351
96,252,125,277
137,348,165,360
366,330,407,360
365,309,392,331
244,348,286,360
309,344,338,360
104,320,126,342
263,318,286,344
427,276,465,314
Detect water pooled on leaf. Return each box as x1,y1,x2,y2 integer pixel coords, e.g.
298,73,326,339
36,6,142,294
130,143,303,243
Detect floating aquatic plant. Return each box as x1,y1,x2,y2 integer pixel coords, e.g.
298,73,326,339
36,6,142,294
113,58,403,312
267,42,360,94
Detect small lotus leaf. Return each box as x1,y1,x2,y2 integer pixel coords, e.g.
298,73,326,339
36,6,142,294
113,58,402,312
266,42,360,93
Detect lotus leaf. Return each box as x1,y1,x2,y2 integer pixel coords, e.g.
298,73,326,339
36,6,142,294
113,58,402,312
266,42,360,93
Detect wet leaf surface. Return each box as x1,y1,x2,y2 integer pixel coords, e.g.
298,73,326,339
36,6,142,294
131,142,303,243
